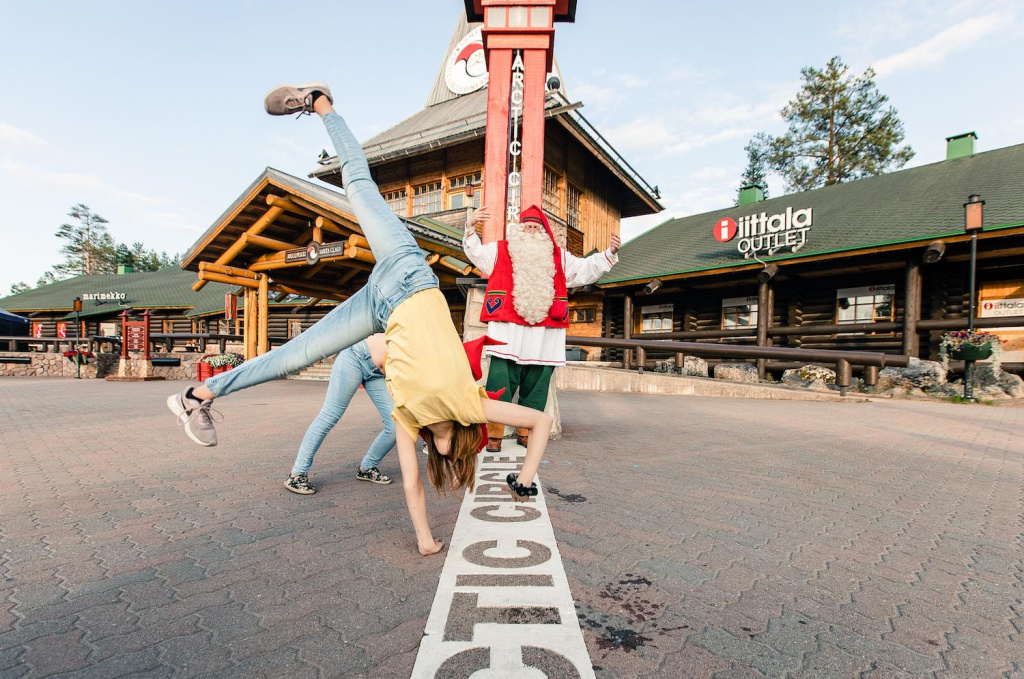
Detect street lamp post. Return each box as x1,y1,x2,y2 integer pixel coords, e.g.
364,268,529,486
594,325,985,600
963,194,984,400
73,296,83,379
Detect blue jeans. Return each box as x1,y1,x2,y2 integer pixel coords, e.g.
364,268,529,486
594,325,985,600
291,340,395,474
206,112,438,398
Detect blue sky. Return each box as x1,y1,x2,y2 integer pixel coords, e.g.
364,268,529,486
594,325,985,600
1,0,1021,294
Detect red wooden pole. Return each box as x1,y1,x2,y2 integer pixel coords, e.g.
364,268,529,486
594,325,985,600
119,310,129,360
481,48,513,244
142,310,152,361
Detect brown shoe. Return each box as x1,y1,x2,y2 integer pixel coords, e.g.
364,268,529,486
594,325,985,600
515,427,529,447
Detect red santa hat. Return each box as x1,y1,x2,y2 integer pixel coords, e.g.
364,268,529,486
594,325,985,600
519,204,556,243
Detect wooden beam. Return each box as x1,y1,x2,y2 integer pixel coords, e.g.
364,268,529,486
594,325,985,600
348,234,370,249
337,268,361,286
192,205,283,291
270,275,347,299
199,261,260,280
243,233,298,252
315,215,351,236
266,194,318,218
345,245,376,265
272,282,346,302
313,226,323,243
441,257,472,275
249,258,309,273
257,275,269,355
301,262,329,280
425,253,440,265
197,270,261,288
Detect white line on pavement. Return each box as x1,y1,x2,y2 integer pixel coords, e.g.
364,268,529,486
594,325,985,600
411,453,594,678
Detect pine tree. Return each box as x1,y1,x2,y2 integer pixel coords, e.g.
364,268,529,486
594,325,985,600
758,56,915,192
53,204,113,277
9,282,30,294
736,135,771,205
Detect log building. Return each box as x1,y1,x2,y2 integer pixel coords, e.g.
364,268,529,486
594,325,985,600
598,134,1024,374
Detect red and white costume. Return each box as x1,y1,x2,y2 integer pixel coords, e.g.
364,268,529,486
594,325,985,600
462,206,617,366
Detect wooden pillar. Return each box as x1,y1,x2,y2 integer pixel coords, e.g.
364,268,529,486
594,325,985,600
623,294,634,370
244,289,257,360
902,258,922,357
756,280,772,379
257,274,269,356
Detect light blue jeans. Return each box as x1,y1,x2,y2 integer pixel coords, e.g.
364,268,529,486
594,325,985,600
291,340,395,474
206,112,438,398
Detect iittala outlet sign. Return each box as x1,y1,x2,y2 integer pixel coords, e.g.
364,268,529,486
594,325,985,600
713,207,813,258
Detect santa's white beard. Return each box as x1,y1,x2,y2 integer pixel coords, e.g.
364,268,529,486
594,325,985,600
507,227,556,325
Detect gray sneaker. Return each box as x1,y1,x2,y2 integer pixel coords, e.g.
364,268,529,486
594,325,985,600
264,82,333,116
167,388,219,447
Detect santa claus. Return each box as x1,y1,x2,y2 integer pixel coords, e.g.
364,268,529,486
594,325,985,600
463,204,620,451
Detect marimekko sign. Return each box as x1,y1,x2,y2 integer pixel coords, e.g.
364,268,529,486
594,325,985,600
82,292,127,301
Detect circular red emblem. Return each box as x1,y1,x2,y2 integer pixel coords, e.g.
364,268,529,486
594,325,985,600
714,217,738,242
983,302,993,310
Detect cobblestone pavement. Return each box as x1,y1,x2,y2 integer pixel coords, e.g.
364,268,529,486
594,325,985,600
0,378,1021,679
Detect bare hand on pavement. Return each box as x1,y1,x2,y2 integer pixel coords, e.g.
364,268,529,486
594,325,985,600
419,539,446,556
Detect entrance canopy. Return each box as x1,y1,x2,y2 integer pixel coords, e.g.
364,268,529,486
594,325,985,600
181,168,474,357
182,168,471,301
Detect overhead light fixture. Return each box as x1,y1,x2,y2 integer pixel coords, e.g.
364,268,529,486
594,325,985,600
643,278,663,295
756,263,778,283
922,240,946,264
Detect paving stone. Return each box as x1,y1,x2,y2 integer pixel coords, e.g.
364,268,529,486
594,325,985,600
2,380,1023,678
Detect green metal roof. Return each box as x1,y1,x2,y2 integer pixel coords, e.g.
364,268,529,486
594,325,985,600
0,268,236,317
603,142,1024,285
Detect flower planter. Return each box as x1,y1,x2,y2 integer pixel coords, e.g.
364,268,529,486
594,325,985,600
950,345,993,362
197,363,234,381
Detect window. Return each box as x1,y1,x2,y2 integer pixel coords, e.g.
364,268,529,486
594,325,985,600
412,181,443,216
192,319,207,334
640,304,673,333
542,167,561,216
836,285,895,327
722,296,758,329
448,172,482,210
570,307,595,324
218,319,231,334
567,184,582,230
162,320,174,334
288,319,303,339
384,189,407,216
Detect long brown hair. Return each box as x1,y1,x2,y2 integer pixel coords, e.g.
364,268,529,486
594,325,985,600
422,422,483,494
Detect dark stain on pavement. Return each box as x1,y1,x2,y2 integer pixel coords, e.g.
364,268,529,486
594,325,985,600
546,486,588,503
595,627,654,653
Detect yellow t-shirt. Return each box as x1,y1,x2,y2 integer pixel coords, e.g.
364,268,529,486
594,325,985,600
384,288,488,440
